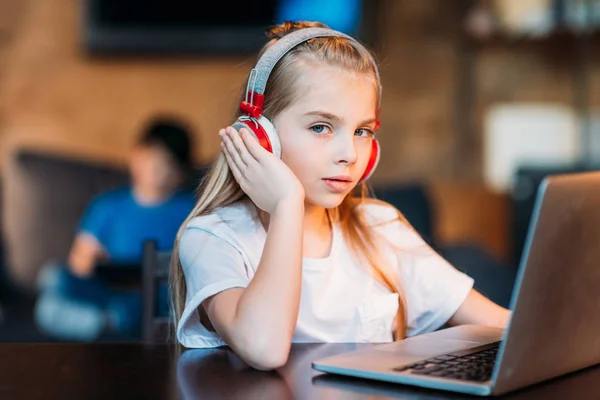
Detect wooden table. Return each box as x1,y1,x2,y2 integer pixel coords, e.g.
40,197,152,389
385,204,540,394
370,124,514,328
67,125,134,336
1,342,599,399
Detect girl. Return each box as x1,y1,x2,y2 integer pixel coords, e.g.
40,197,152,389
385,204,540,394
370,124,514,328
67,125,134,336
170,21,510,371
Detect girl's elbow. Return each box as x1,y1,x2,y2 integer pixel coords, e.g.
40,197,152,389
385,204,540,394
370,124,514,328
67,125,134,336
236,335,291,371
247,348,289,371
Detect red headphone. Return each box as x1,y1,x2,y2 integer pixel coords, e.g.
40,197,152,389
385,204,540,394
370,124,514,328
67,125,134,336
232,27,381,182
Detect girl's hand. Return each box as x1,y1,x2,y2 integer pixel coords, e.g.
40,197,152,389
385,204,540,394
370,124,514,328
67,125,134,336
220,126,305,214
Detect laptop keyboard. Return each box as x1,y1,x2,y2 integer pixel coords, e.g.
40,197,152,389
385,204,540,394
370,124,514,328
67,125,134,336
394,341,501,382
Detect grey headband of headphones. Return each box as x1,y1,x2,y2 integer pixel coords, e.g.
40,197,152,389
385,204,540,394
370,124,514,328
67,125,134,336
245,27,382,104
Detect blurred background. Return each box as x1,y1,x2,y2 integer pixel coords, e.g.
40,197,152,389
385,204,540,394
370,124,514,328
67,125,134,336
0,0,598,342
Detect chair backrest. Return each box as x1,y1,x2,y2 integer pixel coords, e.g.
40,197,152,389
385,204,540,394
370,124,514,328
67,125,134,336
2,149,129,291
141,240,173,343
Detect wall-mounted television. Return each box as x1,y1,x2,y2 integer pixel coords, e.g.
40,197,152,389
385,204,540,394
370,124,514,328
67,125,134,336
82,0,383,57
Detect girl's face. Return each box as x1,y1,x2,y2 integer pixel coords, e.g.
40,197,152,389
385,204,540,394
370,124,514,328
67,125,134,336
273,64,378,209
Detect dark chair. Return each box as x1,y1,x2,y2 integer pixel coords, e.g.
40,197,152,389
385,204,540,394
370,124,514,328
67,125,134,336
141,241,172,343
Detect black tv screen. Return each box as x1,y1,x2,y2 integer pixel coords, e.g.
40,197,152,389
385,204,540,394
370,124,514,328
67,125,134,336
82,0,381,56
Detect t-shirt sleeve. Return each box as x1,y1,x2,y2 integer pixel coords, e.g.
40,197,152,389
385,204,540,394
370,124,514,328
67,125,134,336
177,226,251,348
395,224,474,337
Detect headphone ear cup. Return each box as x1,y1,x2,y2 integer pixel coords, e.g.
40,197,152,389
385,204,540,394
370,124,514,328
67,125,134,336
232,116,281,158
359,139,380,182
256,116,281,158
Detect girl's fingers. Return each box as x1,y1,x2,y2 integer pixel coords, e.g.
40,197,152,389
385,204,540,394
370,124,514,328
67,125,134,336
240,128,269,162
228,127,258,167
221,142,244,183
222,128,247,169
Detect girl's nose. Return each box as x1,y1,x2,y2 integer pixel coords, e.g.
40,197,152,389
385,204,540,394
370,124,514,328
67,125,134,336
333,133,358,166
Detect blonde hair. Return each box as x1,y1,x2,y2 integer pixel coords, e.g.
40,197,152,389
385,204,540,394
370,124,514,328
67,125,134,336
170,21,409,343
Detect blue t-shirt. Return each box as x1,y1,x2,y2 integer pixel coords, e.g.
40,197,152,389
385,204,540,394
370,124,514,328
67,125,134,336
78,186,195,262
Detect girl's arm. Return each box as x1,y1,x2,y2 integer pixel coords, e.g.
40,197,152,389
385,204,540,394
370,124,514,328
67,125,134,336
448,289,511,329
202,127,307,371
202,198,304,371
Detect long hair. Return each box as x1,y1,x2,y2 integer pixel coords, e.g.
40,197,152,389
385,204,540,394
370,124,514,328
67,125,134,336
170,21,409,343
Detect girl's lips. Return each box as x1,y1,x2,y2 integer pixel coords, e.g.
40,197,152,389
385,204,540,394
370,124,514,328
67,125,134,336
324,175,352,182
323,179,351,192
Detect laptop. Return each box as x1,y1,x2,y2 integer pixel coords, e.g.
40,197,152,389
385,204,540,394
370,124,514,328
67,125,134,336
313,171,600,396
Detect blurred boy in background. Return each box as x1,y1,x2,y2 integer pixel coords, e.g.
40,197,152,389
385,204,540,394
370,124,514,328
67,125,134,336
34,116,197,341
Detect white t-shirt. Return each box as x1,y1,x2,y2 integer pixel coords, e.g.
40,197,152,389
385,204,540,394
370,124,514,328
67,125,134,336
177,199,474,348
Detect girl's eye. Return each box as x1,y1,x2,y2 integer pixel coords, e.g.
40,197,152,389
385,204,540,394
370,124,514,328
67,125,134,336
310,124,331,135
355,128,374,138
